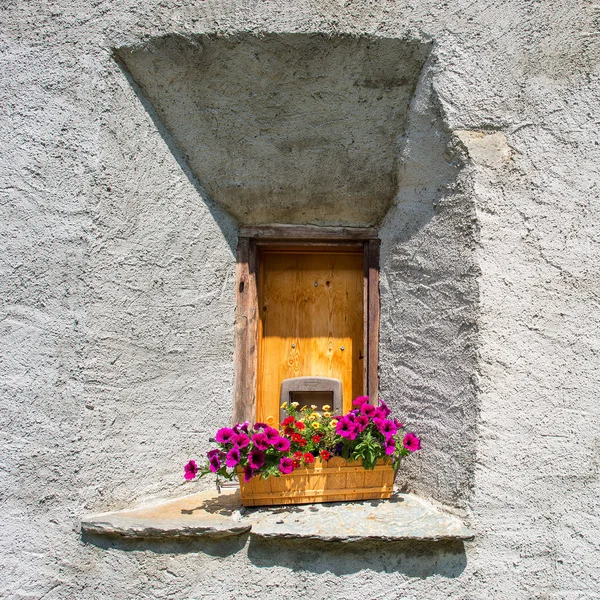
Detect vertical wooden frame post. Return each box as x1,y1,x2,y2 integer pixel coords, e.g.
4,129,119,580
367,239,381,404
233,237,258,424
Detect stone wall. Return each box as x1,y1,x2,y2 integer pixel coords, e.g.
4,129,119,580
1,1,599,598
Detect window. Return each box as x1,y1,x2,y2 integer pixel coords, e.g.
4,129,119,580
233,226,380,426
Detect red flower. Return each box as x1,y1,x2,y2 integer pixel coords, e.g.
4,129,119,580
303,453,315,464
291,433,303,443
284,426,295,436
292,459,301,468
320,450,331,461
282,416,295,426
293,451,303,459
295,421,305,430
312,435,322,444
299,439,307,447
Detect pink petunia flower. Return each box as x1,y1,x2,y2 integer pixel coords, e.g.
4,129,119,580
248,448,266,469
232,433,250,449
376,419,398,439
215,427,235,444
264,427,280,445
184,460,198,480
279,457,294,475
403,432,421,452
226,447,240,468
371,407,386,421
360,403,377,418
384,438,396,455
252,432,270,450
355,415,369,431
336,417,357,440
208,454,221,473
353,396,369,406
379,400,392,417
243,465,254,482
233,421,250,434
273,437,291,452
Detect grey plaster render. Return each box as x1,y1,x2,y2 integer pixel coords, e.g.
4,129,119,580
1,0,600,599
115,34,430,226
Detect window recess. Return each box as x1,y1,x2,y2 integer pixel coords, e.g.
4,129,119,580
233,225,380,426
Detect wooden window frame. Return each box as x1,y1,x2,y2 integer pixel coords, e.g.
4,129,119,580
232,225,380,424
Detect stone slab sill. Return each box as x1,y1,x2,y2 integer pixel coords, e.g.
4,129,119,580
81,489,474,543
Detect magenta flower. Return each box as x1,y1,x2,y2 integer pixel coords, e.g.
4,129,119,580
279,457,294,475
379,400,392,417
215,427,235,444
403,432,421,452
353,396,369,406
206,448,220,459
336,417,357,440
253,422,267,430
233,421,249,434
371,407,386,420
273,436,291,452
208,454,221,473
232,433,250,449
355,415,369,431
252,432,270,450
184,460,198,480
264,427,280,445
243,465,254,482
393,418,403,429
248,448,266,469
376,419,398,438
360,403,377,418
384,439,396,455
226,447,241,468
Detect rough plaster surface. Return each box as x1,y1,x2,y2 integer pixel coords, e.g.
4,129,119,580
116,34,430,225
1,1,599,599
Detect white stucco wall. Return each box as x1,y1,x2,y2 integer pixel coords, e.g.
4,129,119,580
1,1,599,598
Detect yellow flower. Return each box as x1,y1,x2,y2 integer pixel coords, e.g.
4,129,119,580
322,405,331,411
324,412,331,418
312,422,320,430
280,402,288,409
310,405,318,410
291,402,299,408
331,419,338,426
266,415,275,425
308,414,317,421
310,412,320,420
300,405,308,412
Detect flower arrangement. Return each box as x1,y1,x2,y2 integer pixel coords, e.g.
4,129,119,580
184,396,421,486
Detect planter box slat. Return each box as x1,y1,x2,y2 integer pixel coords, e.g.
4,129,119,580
237,457,395,506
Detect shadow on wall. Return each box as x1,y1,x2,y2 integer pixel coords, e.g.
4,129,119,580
113,57,239,255
247,537,467,578
82,533,467,579
379,58,480,509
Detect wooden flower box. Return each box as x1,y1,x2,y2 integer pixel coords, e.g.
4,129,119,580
236,456,395,507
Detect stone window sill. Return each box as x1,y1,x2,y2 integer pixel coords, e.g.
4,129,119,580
80,488,473,543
